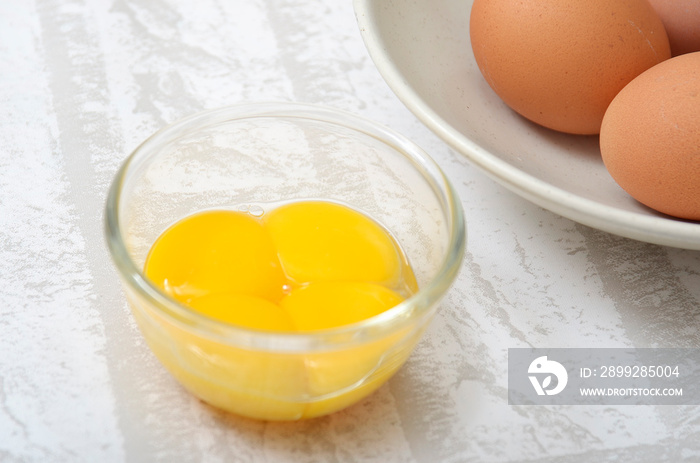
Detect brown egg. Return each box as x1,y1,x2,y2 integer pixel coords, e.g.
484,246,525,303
470,0,671,135
647,0,700,56
600,52,700,221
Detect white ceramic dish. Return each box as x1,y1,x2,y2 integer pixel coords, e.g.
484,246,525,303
354,0,700,250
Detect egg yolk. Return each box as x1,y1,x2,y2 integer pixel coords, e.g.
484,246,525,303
144,210,287,305
280,281,404,331
188,293,295,331
263,201,402,286
143,201,415,331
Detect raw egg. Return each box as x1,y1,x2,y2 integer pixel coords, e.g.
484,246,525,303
469,0,671,134
600,52,700,220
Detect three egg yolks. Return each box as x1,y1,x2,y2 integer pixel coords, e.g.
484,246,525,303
143,201,415,331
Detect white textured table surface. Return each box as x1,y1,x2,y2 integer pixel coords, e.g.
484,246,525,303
2,1,700,462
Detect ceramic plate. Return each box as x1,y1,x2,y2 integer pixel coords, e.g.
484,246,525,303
354,0,700,250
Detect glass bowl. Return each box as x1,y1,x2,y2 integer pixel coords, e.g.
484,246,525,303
105,102,465,421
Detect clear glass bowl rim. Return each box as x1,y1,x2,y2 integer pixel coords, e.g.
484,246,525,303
104,101,466,352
